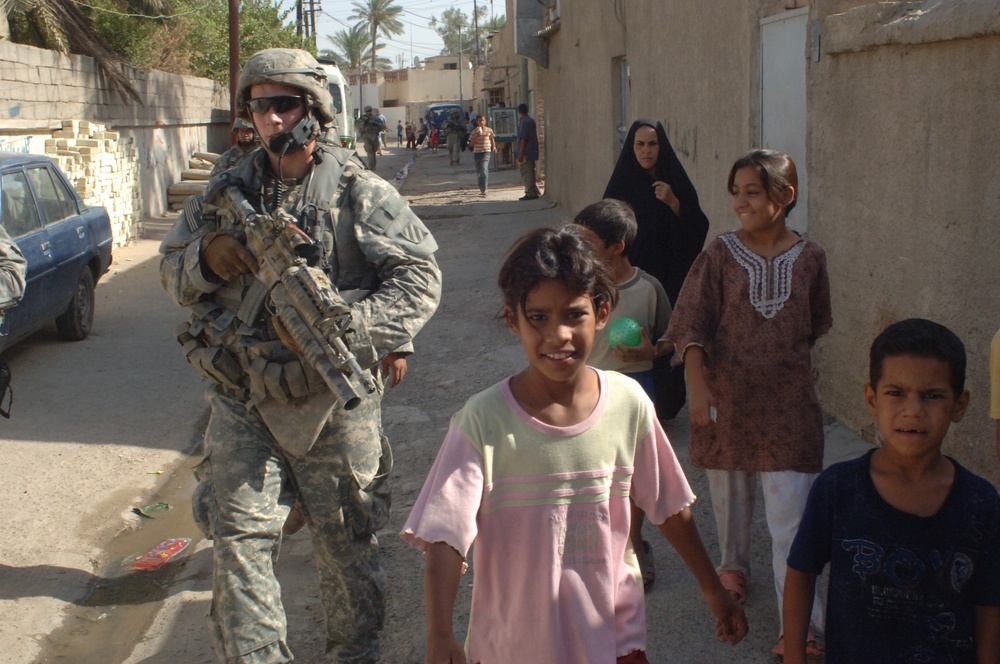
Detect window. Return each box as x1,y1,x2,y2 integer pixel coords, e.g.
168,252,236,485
327,84,343,114
27,166,77,225
486,87,505,107
1,171,42,237
443,63,458,70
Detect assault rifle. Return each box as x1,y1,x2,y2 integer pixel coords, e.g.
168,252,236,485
219,185,377,411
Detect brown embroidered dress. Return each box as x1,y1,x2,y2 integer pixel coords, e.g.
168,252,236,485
665,231,832,473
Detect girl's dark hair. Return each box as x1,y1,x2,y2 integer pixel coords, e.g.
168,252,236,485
727,149,799,216
498,225,618,317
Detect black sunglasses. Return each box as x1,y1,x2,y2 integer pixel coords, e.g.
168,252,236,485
246,96,304,114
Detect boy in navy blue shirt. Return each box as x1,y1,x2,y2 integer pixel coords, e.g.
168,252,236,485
783,318,1000,663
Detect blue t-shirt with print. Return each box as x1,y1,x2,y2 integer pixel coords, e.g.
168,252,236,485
788,449,1000,663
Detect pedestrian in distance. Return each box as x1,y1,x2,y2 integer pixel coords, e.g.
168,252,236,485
604,119,710,421
376,108,387,150
402,225,747,663
443,109,467,166
159,48,441,664
429,124,440,154
515,103,541,200
405,122,416,150
784,318,1000,664
357,104,385,170
468,114,496,195
662,149,832,660
416,118,427,148
396,120,403,147
573,199,674,591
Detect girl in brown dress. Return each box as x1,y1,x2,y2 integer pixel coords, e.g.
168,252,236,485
664,149,832,659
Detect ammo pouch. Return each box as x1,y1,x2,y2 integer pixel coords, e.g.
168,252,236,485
342,435,393,537
176,315,245,397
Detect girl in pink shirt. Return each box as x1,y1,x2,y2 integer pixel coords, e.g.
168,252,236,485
402,225,747,663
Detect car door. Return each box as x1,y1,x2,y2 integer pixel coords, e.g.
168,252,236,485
25,164,89,312
0,167,55,337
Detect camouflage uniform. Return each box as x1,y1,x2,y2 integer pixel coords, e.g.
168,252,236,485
443,114,467,166
210,144,259,178
160,59,441,661
0,225,27,316
356,111,385,171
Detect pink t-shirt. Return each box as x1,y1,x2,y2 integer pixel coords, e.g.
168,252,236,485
401,369,695,663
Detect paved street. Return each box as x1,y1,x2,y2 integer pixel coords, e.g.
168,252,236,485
4,143,872,663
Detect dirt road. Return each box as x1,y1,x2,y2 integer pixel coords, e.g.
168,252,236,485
7,144,872,663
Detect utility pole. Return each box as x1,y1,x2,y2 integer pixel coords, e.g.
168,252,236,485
457,24,463,106
228,0,239,145
473,0,480,66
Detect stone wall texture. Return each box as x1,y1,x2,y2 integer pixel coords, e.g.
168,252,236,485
0,41,230,242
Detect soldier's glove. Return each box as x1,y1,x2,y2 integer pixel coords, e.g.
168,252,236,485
201,231,259,282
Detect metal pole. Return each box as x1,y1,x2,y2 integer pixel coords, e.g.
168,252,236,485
228,0,239,146
457,24,463,105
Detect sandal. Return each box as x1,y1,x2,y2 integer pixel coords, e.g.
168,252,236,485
637,540,655,591
718,570,747,606
770,634,825,662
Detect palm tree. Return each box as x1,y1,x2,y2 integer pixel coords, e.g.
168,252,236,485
349,0,403,73
2,0,172,102
320,24,392,73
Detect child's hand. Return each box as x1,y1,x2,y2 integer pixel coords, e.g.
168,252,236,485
707,585,749,645
381,352,408,388
612,328,656,363
425,633,468,663
687,380,717,428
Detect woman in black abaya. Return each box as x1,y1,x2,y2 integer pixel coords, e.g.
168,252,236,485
604,119,709,420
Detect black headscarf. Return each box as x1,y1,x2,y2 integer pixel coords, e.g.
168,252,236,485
603,119,709,306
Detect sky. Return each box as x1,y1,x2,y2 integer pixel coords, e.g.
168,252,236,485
313,0,505,69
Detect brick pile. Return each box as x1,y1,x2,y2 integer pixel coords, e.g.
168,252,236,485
43,120,141,247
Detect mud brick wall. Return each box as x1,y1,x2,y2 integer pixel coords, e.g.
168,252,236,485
0,41,230,231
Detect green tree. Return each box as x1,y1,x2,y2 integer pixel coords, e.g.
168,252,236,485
319,22,389,72
349,0,402,72
177,0,308,83
2,0,172,101
430,7,477,56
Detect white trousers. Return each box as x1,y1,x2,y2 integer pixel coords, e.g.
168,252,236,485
705,469,824,638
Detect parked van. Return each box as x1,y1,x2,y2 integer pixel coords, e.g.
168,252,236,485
426,103,468,130
317,59,355,148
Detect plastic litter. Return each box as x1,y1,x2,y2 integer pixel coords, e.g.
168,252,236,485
128,538,191,571
132,502,171,518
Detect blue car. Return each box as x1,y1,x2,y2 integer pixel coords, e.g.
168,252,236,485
0,152,113,351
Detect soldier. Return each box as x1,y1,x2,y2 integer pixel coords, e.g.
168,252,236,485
442,109,467,166
356,105,385,170
0,225,27,317
159,48,441,664
210,118,259,177
0,224,27,417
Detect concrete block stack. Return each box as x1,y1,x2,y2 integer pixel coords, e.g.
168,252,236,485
43,120,141,247
167,151,217,212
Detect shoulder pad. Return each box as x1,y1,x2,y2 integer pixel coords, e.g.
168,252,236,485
351,171,437,258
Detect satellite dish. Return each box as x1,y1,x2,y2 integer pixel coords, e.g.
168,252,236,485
413,56,421,67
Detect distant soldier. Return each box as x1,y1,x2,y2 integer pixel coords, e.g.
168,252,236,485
357,105,385,170
443,109,467,166
210,117,258,177
159,48,441,663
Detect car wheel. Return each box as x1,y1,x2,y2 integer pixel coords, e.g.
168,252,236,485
55,269,95,341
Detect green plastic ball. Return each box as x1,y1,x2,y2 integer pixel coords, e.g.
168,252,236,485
608,316,642,348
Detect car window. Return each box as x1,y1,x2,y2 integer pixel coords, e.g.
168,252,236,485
327,84,343,114
27,166,78,225
1,171,42,238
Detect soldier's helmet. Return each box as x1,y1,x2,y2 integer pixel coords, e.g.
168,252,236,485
231,117,254,132
364,105,373,112
236,49,335,130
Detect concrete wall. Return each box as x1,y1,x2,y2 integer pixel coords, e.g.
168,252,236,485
0,41,229,234
808,0,1000,481
538,0,1000,482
